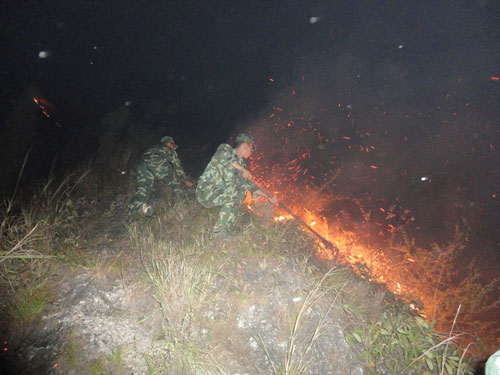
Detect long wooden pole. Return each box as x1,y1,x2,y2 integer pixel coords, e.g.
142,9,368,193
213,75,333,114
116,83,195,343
249,177,342,258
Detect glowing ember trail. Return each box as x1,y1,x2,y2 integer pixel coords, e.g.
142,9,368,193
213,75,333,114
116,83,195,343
33,97,51,118
33,96,62,128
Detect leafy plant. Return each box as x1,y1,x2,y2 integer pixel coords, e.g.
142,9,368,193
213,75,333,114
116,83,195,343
346,307,475,375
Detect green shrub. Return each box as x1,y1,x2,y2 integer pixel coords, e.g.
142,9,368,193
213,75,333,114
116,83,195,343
346,308,475,374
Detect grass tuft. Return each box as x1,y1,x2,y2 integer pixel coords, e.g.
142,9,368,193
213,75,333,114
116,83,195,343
6,281,53,329
260,268,347,375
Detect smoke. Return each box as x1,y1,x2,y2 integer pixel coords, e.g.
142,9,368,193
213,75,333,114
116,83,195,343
242,0,499,251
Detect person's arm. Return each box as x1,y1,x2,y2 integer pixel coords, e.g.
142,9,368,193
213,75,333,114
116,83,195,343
232,165,279,205
168,150,192,185
231,162,252,180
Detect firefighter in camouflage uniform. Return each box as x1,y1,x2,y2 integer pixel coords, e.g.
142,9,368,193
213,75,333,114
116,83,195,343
128,136,193,217
196,133,277,241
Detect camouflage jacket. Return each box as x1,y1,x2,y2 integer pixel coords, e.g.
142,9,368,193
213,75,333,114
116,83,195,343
142,144,187,181
197,144,257,195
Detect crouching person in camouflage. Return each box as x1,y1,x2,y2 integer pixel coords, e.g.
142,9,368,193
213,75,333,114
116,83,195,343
128,136,193,217
196,133,277,242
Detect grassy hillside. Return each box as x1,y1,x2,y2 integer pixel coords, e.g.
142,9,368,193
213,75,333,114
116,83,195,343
0,172,479,374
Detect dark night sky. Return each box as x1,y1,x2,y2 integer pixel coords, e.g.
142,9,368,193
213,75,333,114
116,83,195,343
2,1,495,132
1,0,499,237
1,1,499,136
2,0,331,141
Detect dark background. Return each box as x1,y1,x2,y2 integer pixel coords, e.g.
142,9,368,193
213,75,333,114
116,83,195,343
0,0,498,247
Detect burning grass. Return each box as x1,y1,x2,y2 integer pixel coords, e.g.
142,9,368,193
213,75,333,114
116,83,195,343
250,180,498,361
246,109,499,361
0,166,482,374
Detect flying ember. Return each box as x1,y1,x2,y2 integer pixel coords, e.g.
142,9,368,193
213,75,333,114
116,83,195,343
248,101,499,355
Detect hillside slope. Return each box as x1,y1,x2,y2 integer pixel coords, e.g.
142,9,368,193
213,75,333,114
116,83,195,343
0,183,477,374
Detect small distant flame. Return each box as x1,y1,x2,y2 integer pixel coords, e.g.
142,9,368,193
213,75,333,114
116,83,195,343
33,97,51,118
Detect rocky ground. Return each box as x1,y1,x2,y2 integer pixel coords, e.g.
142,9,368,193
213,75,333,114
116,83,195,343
1,194,367,375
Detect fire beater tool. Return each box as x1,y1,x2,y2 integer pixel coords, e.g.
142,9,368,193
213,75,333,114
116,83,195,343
247,176,342,260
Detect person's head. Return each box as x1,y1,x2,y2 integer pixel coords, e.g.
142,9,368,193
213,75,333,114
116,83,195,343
235,133,254,159
160,136,177,150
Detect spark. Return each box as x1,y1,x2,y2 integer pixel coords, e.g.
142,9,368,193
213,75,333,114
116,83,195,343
33,97,51,118
252,97,497,353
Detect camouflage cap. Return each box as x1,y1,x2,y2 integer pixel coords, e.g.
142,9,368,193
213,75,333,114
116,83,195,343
235,133,254,144
161,136,174,144
161,136,178,149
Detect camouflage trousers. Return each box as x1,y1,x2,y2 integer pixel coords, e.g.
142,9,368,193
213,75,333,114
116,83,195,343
195,183,247,234
128,161,185,215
